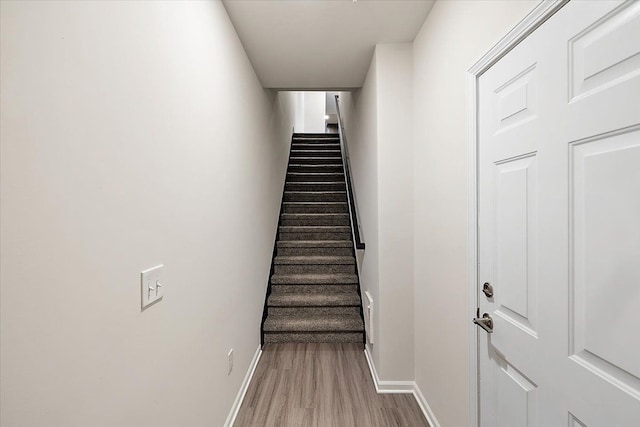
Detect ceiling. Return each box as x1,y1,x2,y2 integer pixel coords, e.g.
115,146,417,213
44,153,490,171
222,0,435,90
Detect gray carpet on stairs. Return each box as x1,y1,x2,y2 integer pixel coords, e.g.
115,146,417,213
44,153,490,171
262,134,364,344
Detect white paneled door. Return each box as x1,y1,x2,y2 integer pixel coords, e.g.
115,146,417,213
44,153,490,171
477,1,640,426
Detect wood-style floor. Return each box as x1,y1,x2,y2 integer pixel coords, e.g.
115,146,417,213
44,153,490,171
234,343,430,427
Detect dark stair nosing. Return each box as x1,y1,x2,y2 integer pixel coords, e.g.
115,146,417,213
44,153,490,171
293,135,339,138
285,181,346,185
283,201,348,205
286,172,344,177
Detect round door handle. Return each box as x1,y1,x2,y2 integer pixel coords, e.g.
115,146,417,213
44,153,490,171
473,312,494,334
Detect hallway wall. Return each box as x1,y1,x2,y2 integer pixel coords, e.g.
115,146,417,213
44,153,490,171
338,56,381,367
288,91,326,133
338,2,538,425
0,2,295,426
339,43,414,381
412,1,538,426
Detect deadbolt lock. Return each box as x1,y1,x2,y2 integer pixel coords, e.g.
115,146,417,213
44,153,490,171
482,282,494,298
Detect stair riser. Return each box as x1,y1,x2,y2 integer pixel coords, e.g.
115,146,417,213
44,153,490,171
264,332,362,343
288,165,343,173
280,215,350,226
279,231,351,241
292,138,339,143
286,174,344,182
268,306,361,316
274,264,355,275
270,284,357,294
290,151,342,158
284,192,347,202
287,157,342,165
285,182,346,192
277,246,353,257
291,144,340,151
283,203,348,213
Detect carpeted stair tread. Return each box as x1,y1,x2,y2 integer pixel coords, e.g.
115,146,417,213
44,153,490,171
268,292,360,307
293,134,339,138
263,332,361,343
280,213,349,219
280,213,350,226
277,240,353,248
283,202,347,207
285,181,346,190
291,150,341,154
290,156,342,161
287,157,343,165
284,191,347,202
279,225,351,233
270,273,358,285
291,150,341,155
286,172,345,181
291,144,340,150
274,256,355,265
283,202,349,214
289,162,342,166
263,314,363,332
285,191,346,195
286,181,345,185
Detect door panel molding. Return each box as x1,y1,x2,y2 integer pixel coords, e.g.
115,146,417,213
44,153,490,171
467,1,569,426
568,124,640,400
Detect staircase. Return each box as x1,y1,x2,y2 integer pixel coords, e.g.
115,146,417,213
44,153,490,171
262,133,365,344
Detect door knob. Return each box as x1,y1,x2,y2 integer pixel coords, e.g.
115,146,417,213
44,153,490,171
473,308,493,333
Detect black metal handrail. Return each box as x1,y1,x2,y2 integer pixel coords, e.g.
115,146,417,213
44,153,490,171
334,95,365,250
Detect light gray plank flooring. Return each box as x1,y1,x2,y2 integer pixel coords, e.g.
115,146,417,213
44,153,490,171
234,343,430,427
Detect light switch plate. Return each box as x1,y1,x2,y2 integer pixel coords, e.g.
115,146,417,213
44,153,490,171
141,264,164,310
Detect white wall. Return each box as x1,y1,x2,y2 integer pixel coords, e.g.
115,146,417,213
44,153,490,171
294,91,306,132
290,91,326,133
376,44,414,380
412,1,537,426
338,56,381,365
325,92,338,115
339,43,414,381
303,91,326,133
0,2,295,426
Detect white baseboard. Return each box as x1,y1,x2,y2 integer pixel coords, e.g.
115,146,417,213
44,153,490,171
413,382,442,427
224,346,262,427
363,346,414,393
363,347,442,427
